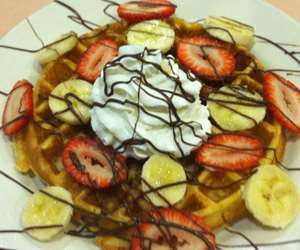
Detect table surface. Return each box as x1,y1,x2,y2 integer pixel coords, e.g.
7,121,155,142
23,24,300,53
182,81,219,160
0,0,300,37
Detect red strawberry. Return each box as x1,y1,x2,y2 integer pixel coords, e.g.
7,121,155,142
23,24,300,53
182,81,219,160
263,72,300,134
76,39,118,82
177,36,236,81
131,208,216,250
2,80,33,136
62,136,127,189
117,0,176,22
195,133,263,171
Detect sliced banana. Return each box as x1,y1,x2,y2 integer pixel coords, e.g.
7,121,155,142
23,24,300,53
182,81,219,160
208,85,266,131
36,32,78,65
242,165,300,229
49,79,92,125
202,16,255,49
127,20,175,53
22,186,73,241
141,154,187,207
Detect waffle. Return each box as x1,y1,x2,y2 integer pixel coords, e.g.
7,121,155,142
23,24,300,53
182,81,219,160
11,17,285,249
176,74,286,229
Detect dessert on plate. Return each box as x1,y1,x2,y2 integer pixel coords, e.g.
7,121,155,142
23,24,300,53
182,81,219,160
1,0,300,249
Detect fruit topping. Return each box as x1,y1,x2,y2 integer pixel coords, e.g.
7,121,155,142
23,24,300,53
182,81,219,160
127,20,175,53
203,16,255,49
22,186,73,241
48,79,92,125
117,0,176,23
2,80,33,136
242,165,300,228
62,136,127,189
36,32,78,65
177,36,236,81
76,39,118,82
195,133,263,171
208,85,266,131
141,154,187,207
131,208,216,250
263,72,300,134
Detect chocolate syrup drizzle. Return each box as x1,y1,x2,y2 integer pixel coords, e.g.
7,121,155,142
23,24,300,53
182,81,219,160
2,167,300,250
218,238,300,248
257,39,300,60
0,17,76,60
224,227,258,250
1,0,300,249
0,170,218,249
0,225,64,234
255,34,300,65
202,85,267,128
54,0,97,31
101,0,122,22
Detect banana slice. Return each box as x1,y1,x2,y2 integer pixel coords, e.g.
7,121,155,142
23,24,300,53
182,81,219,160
242,165,300,229
36,32,78,65
22,186,73,241
127,20,175,53
202,16,255,49
208,85,266,131
141,154,187,207
49,79,92,125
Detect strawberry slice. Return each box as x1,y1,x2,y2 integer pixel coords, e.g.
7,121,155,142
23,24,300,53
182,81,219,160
76,39,118,82
2,80,33,136
195,134,263,171
177,36,236,81
131,208,216,250
62,136,127,189
117,0,176,22
263,72,300,133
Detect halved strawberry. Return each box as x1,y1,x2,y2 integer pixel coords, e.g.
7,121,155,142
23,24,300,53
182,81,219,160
263,72,300,134
117,0,176,22
195,133,263,171
76,39,118,82
62,136,127,189
131,208,216,250
2,80,33,136
177,36,236,81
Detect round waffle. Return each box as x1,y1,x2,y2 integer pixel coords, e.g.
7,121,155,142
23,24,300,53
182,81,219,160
11,17,286,250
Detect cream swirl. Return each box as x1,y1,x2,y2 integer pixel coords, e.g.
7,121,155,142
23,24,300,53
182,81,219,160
91,45,211,159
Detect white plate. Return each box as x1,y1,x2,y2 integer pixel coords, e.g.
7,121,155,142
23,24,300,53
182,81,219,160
0,0,300,249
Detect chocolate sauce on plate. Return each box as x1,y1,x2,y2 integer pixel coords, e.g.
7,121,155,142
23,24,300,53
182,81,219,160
54,0,97,31
255,34,300,65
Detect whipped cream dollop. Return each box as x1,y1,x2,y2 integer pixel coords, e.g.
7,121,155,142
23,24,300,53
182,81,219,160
91,45,211,159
